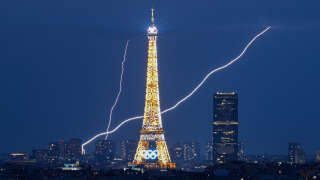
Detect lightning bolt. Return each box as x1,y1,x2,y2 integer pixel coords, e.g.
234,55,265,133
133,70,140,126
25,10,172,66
81,26,271,154
105,40,130,140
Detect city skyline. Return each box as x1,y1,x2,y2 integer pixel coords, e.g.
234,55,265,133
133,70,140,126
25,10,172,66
0,0,320,156
4,136,319,165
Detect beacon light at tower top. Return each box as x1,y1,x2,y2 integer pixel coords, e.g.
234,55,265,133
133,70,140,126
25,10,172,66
148,26,158,34
81,13,271,154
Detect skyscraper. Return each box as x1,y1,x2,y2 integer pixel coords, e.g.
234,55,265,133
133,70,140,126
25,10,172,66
95,139,115,162
213,92,238,164
288,143,305,164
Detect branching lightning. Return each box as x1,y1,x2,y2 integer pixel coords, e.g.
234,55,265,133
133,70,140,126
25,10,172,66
81,26,271,154
105,40,130,140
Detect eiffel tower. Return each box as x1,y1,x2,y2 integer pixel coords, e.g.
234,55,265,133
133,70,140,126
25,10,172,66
129,9,175,169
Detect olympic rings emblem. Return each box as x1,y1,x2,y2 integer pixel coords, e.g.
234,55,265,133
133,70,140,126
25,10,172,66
141,150,159,160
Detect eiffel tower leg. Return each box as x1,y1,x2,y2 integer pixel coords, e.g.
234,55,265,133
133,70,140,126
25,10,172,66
156,138,171,167
133,139,149,164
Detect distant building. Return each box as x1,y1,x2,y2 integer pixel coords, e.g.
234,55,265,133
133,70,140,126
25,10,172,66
49,140,65,161
288,143,305,164
95,139,115,162
213,92,239,164
205,141,213,161
9,153,29,161
120,139,136,162
183,142,200,161
316,152,320,162
81,154,96,164
32,149,49,163
238,142,246,161
296,151,306,164
171,142,184,162
48,139,82,163
65,138,82,161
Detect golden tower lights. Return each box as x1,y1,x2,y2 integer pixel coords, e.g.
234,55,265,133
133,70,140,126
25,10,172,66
129,9,175,169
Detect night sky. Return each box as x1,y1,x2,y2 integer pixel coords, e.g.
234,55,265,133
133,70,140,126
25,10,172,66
0,0,319,155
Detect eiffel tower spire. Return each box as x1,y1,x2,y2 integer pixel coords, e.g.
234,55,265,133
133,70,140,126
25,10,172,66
151,8,155,25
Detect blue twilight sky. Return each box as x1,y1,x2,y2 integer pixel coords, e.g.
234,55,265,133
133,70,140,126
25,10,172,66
0,0,319,155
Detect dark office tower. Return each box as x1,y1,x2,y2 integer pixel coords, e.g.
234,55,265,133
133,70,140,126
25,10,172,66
65,138,82,161
288,143,306,164
213,92,238,164
205,141,213,161
49,140,65,161
120,139,136,162
171,142,184,162
95,139,115,162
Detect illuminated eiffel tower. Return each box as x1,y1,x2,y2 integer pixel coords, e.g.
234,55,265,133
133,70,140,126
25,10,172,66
129,9,175,169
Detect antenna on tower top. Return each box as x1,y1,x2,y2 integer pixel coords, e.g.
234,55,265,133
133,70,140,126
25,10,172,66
151,8,155,25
